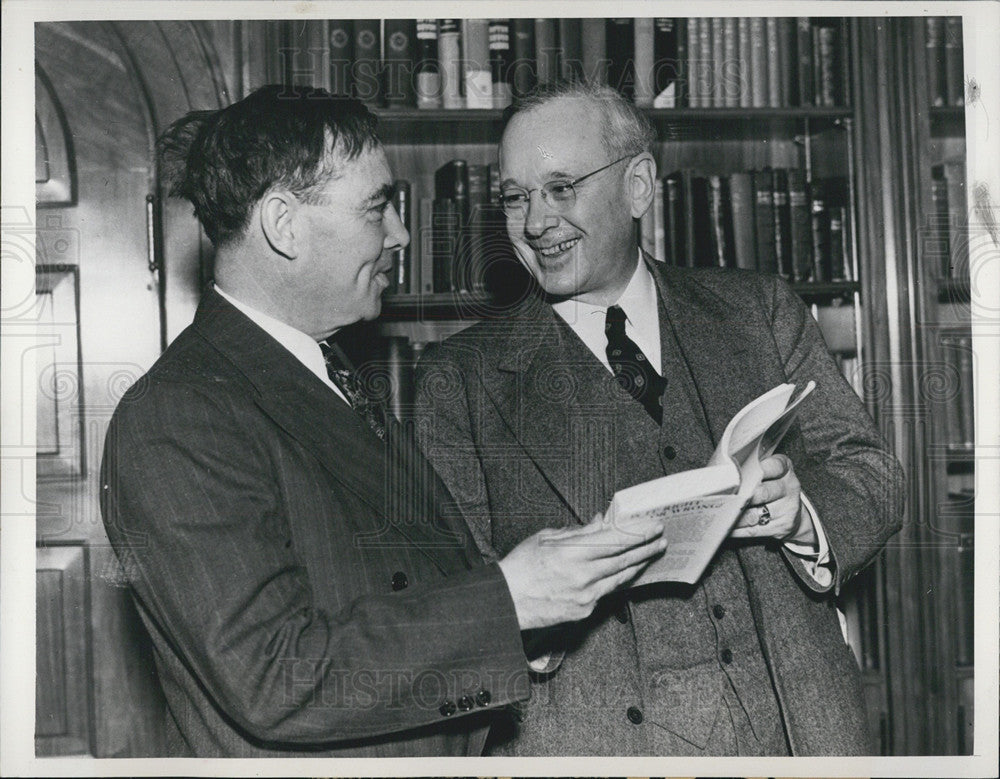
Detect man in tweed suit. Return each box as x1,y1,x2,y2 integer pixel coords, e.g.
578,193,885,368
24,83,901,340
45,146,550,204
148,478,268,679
99,86,669,757
415,81,905,755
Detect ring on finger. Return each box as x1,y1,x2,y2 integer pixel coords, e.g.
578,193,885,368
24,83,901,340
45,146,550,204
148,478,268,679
756,504,772,526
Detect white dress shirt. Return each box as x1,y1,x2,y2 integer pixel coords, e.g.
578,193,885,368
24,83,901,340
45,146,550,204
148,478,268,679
214,285,350,406
552,255,835,589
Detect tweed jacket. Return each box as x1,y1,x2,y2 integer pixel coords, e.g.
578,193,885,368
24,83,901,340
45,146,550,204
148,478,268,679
414,262,905,755
99,290,529,757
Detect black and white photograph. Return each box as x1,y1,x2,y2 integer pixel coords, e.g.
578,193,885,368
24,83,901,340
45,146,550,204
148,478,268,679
2,1,998,776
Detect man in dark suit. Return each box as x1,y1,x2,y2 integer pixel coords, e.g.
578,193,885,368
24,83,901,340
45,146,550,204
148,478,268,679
99,85,669,757
415,81,905,755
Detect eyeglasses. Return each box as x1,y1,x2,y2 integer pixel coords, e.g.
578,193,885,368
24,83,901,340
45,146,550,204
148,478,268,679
498,154,635,216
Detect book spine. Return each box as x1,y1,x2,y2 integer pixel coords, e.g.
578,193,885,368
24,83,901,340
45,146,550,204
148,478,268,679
697,18,714,107
930,168,952,277
559,18,584,81
684,19,698,107
464,164,489,293
753,170,778,275
438,19,463,109
777,18,795,108
941,336,963,444
384,19,416,108
810,183,830,283
711,17,725,107
582,18,608,85
943,159,968,278
664,172,686,266
737,18,752,108
816,22,839,106
828,205,849,282
722,18,739,108
391,180,411,292
653,178,666,261
772,168,793,279
633,17,655,107
690,175,713,267
432,198,459,292
945,17,965,107
285,20,329,90
489,20,513,109
418,197,435,293
674,18,688,106
462,19,492,108
926,17,946,107
729,172,757,270
353,19,383,107
535,18,559,87
328,20,354,96
796,17,814,106
607,18,635,99
651,18,679,108
957,336,975,446
511,19,535,96
707,175,729,267
750,18,768,108
955,533,974,665
408,188,421,294
766,17,781,108
415,19,441,109
787,169,813,281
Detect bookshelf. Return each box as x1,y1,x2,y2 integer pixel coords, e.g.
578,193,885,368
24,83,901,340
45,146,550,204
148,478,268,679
245,14,889,745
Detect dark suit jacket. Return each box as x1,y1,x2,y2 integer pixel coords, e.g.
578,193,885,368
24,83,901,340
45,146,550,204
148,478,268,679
99,290,529,757
414,263,905,755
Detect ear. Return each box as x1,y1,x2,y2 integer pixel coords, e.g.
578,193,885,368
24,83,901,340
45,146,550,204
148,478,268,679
626,153,657,220
259,189,298,260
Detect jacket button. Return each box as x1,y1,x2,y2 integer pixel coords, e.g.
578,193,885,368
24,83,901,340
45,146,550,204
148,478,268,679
712,604,726,619
720,648,734,664
439,700,457,717
662,445,676,460
615,604,630,623
627,706,644,724
391,571,408,591
475,689,491,707
457,695,474,711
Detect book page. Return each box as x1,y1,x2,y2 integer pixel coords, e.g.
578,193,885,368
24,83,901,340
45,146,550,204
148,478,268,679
628,494,746,586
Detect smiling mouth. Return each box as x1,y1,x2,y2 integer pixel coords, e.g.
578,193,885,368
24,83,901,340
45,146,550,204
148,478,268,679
535,237,581,258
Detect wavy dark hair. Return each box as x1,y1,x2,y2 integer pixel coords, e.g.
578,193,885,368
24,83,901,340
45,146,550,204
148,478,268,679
157,85,379,246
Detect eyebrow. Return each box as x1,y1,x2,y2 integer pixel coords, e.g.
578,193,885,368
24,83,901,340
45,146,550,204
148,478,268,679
361,183,395,208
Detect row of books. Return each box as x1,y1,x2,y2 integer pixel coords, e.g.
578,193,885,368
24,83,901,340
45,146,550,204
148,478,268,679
640,169,852,283
925,17,965,108
267,18,848,110
928,159,968,279
939,334,975,448
386,160,509,296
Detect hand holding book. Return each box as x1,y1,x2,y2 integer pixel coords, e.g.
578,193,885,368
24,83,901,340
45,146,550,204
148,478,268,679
730,453,817,547
605,380,816,586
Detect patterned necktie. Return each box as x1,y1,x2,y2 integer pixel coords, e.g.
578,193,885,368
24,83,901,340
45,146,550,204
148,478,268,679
319,341,387,441
605,304,668,425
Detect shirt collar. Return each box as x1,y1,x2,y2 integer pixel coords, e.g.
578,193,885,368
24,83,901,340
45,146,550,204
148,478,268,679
213,284,336,392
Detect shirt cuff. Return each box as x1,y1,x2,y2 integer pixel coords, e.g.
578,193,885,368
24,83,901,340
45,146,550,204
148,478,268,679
783,493,833,588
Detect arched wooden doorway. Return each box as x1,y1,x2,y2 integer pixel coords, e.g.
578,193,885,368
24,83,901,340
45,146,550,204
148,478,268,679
35,20,233,756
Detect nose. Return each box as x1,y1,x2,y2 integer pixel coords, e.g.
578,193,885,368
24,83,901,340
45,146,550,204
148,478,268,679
383,203,410,251
522,188,559,239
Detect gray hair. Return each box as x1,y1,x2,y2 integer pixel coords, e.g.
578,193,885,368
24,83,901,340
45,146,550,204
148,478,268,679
501,80,657,158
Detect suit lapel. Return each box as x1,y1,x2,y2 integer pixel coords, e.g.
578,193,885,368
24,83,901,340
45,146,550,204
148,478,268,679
193,291,469,575
650,262,774,447
486,297,658,524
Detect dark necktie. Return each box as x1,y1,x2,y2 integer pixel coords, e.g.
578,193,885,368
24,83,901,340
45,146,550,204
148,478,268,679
605,304,667,425
319,341,387,441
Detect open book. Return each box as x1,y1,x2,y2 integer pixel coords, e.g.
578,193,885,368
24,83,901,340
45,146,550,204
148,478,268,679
607,381,816,586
